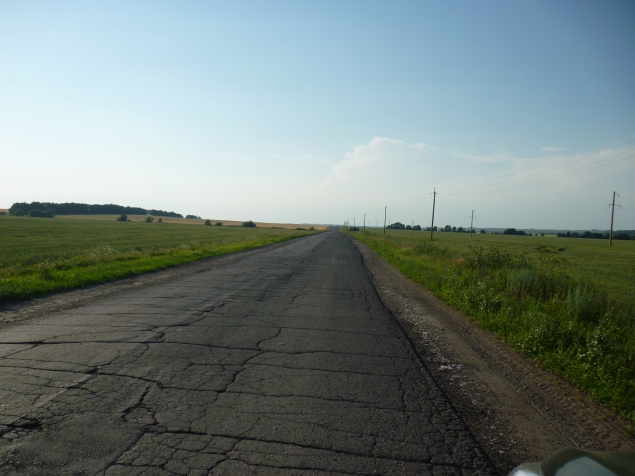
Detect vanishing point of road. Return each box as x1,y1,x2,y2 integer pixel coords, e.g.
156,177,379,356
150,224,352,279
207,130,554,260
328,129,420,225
0,229,494,475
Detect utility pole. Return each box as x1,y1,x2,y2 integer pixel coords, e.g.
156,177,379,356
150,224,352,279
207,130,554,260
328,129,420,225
470,210,475,238
430,188,438,240
412,220,414,234
383,207,387,235
354,218,356,230
363,213,366,232
609,191,621,247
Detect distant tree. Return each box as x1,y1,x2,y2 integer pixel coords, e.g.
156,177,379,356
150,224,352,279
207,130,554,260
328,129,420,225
452,226,457,232
433,226,437,231
242,220,257,228
387,222,405,230
413,225,421,231
145,216,154,223
28,209,53,218
349,226,359,231
204,219,212,226
444,225,451,232
406,225,412,230
480,229,485,234
158,218,162,223
13,208,25,216
215,222,223,226
565,231,572,237
503,228,517,235
572,232,580,238
185,215,198,219
457,227,465,232
116,214,128,222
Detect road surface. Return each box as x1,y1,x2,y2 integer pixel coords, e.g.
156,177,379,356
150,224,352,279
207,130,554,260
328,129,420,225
0,229,494,475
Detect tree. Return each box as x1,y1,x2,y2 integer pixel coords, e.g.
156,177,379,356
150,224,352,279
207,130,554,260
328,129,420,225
116,214,128,222
204,219,212,226
145,216,154,223
242,220,257,228
457,227,465,232
444,225,451,232
13,208,25,216
480,229,485,234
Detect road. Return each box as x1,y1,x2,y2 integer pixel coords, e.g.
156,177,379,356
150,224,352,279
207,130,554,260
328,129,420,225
0,229,494,475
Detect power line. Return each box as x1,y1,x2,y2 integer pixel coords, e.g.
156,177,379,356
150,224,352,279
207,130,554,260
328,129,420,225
454,138,635,192
446,152,635,196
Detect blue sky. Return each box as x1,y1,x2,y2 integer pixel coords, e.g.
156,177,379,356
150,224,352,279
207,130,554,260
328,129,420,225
1,1,634,229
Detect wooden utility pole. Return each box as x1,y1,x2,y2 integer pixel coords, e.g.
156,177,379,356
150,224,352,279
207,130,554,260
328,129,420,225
609,191,620,246
383,207,387,235
412,220,414,234
354,218,356,230
470,210,475,238
363,213,366,232
430,189,438,240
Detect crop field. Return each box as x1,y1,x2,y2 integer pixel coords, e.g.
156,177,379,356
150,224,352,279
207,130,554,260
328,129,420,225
0,215,318,303
350,228,635,423
59,214,328,230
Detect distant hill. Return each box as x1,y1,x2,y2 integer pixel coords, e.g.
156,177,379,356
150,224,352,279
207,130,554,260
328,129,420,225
9,202,183,218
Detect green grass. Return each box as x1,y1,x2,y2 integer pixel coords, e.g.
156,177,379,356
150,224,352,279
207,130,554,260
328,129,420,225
350,229,635,424
0,215,318,303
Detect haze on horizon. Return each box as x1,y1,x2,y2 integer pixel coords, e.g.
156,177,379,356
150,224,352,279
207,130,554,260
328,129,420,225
1,1,634,230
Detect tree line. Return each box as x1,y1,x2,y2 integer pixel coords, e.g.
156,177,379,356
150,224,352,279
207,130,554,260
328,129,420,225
557,231,634,240
9,202,184,218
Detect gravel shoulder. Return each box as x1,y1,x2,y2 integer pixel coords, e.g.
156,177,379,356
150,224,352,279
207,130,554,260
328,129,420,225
351,236,635,475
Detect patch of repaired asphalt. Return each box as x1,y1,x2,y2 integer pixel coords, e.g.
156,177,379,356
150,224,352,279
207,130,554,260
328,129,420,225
0,230,495,475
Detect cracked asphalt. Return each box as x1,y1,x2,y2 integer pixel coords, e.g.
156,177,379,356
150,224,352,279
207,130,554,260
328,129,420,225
0,229,495,475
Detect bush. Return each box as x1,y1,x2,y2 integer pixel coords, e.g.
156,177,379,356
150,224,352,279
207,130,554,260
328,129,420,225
185,215,199,219
0,211,6,216
116,214,128,222
46,208,56,217
215,222,223,226
242,220,257,228
349,227,359,231
158,218,162,223
13,208,25,216
28,209,53,218
204,219,212,226
145,216,154,223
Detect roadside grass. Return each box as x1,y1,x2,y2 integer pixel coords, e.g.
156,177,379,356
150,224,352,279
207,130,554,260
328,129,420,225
350,229,635,424
0,215,318,303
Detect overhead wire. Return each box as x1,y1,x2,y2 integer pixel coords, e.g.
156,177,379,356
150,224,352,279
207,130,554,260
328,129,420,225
453,138,635,191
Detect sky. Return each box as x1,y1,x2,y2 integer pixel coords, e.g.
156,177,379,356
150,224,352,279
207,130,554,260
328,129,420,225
1,1,634,229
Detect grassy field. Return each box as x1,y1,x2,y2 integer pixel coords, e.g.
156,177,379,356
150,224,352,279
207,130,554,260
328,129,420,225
350,228,635,424
0,215,319,303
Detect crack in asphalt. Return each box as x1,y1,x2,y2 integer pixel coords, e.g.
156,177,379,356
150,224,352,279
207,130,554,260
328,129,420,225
0,230,496,475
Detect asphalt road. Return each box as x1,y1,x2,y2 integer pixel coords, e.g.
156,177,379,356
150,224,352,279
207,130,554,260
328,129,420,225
0,229,494,475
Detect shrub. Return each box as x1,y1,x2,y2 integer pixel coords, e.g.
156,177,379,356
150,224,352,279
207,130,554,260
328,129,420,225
310,227,315,230
242,220,257,228
28,209,53,218
46,208,56,217
480,229,485,234
567,284,606,324
507,268,536,299
215,222,223,226
158,218,162,223
204,220,212,226
145,216,154,223
116,214,128,222
0,211,6,216
349,227,359,231
13,208,26,216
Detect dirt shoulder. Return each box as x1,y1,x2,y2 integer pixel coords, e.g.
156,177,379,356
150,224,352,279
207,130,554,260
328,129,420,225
0,238,306,326
351,237,635,475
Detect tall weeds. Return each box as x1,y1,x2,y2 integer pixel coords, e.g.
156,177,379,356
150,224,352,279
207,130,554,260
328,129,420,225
353,232,635,423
